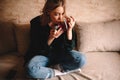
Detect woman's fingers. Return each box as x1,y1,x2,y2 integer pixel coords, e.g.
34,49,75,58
70,16,75,22
57,27,64,33
65,16,75,29
50,27,64,38
55,28,64,38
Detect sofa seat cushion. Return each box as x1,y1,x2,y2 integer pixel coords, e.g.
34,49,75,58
0,52,19,78
75,20,120,52
82,52,120,80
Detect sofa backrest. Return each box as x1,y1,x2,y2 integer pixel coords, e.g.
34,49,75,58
75,20,120,53
14,24,30,56
14,20,120,56
0,21,17,54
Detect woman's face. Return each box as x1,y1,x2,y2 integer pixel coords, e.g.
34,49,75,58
49,6,65,24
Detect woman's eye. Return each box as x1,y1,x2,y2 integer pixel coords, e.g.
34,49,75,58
54,13,59,16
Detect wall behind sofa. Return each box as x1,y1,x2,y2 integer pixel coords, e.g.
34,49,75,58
0,0,120,24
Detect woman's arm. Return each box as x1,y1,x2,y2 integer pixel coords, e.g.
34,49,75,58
64,16,76,51
66,16,75,40
47,25,64,46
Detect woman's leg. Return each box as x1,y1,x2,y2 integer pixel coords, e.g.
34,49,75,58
61,50,86,72
26,55,54,79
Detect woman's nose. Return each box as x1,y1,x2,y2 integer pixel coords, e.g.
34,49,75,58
59,15,63,21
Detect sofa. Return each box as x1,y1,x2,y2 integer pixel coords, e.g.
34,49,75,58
0,19,120,80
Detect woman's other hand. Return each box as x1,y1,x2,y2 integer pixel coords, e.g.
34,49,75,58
66,16,75,31
49,27,64,39
64,16,75,40
48,27,64,45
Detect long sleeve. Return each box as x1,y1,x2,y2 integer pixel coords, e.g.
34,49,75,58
24,16,50,64
29,16,50,54
64,30,77,51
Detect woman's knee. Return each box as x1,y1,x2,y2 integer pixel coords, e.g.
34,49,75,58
27,55,49,69
26,56,54,78
78,53,86,68
70,50,86,68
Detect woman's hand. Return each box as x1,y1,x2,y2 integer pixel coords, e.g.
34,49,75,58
65,16,75,40
66,16,75,31
48,27,64,45
49,27,64,38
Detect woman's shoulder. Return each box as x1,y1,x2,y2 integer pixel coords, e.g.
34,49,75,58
30,15,42,23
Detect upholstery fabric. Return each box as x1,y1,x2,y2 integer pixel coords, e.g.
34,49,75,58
0,52,18,78
82,52,120,80
1,20,120,80
0,21,17,54
75,20,120,52
14,24,30,55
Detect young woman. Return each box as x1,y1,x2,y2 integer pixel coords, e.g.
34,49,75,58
24,0,86,79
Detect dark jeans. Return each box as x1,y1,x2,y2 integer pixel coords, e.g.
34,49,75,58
26,50,86,79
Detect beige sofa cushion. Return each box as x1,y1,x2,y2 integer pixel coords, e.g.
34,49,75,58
75,20,120,52
0,52,18,78
0,21,17,54
83,52,120,80
15,24,30,56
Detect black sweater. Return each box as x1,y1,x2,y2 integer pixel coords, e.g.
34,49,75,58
24,16,77,64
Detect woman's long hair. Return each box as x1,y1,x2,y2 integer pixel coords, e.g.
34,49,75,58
40,0,66,26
